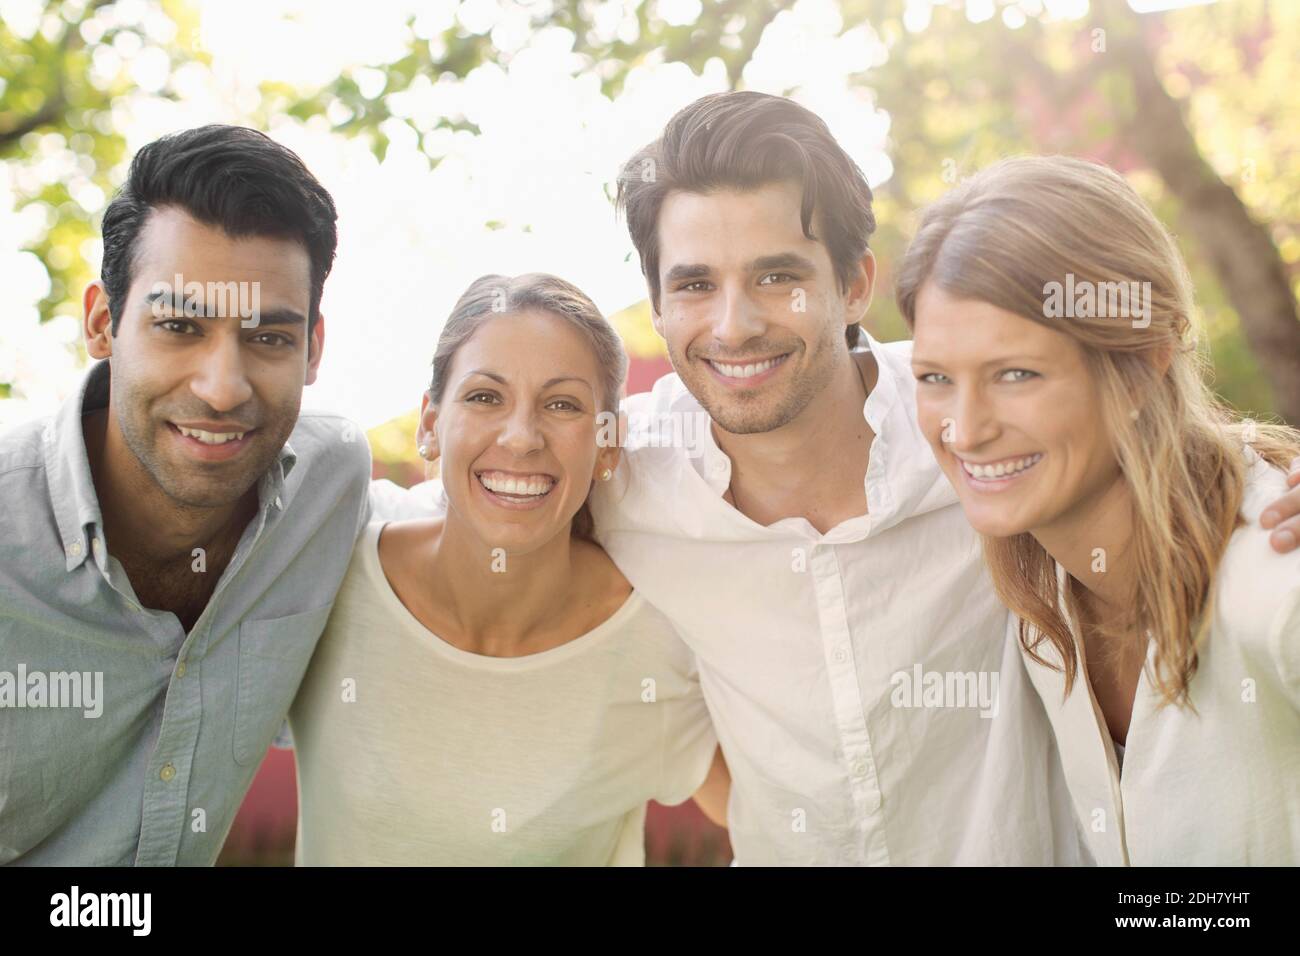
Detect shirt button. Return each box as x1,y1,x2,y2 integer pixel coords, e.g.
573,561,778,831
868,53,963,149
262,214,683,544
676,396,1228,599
833,646,849,664
175,660,187,679
159,763,176,782
274,495,283,509
711,460,727,474
852,760,869,777
92,539,103,558
66,541,83,557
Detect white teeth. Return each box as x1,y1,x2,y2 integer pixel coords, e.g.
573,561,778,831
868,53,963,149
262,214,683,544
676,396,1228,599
177,425,246,444
478,472,555,497
961,454,1042,480
709,355,787,379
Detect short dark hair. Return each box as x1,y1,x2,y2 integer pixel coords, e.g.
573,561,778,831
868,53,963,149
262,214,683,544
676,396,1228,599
615,91,876,349
100,124,338,335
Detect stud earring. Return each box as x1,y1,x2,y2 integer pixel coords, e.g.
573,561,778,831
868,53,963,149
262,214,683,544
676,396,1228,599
1130,408,1140,421
418,444,429,458
600,468,613,481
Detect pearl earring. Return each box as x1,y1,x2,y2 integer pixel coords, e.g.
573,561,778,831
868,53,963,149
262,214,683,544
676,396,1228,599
600,468,613,481
1130,409,1140,421
418,444,429,458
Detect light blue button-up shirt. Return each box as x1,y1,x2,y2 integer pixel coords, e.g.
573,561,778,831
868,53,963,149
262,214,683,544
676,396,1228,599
0,360,371,865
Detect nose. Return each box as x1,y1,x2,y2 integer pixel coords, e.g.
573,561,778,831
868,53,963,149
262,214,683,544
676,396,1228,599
497,403,545,458
189,333,254,413
710,283,767,351
949,383,1001,453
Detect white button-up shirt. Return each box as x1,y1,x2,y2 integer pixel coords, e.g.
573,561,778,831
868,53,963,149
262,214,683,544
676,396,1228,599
1021,448,1300,865
589,330,1085,865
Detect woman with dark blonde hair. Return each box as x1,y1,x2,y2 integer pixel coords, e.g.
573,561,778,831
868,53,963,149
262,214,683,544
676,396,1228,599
289,273,728,865
897,155,1300,865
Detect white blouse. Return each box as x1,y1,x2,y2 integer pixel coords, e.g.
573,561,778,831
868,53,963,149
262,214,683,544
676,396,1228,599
290,522,717,865
1020,448,1300,865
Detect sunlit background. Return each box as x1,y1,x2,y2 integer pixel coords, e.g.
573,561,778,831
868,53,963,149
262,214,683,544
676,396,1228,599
3,0,1297,864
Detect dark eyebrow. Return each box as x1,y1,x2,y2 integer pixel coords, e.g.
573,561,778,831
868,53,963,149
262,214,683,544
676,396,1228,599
663,253,818,287
463,370,593,391
246,310,306,327
747,252,817,274
663,263,712,286
143,291,305,326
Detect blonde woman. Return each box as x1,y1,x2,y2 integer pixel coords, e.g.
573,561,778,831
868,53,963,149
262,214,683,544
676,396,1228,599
289,273,728,865
896,155,1300,865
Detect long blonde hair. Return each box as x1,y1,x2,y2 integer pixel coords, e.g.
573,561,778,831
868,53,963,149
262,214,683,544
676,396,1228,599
895,155,1300,706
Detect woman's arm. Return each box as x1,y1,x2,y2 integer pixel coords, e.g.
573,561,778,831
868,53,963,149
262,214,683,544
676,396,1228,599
691,746,731,828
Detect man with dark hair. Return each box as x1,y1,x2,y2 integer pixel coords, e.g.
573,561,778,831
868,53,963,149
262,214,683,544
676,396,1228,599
593,90,1085,864
0,125,371,865
619,91,875,352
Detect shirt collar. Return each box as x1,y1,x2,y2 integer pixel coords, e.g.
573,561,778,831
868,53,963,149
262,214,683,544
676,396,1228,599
44,360,110,571
857,326,902,437
264,433,298,511
43,360,299,572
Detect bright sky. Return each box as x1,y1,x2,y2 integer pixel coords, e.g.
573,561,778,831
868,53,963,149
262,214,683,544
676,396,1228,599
1,0,1200,431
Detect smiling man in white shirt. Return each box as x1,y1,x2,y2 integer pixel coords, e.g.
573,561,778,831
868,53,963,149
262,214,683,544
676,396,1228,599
592,91,1087,865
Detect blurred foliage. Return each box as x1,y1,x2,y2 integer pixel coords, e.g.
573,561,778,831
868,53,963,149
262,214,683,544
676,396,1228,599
282,0,1295,422
3,0,1296,425
609,298,668,359
1,0,204,327
843,0,1299,420
367,407,428,484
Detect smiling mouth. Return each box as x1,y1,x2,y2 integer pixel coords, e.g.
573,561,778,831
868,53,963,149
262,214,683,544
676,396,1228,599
476,470,557,503
957,453,1044,483
171,424,251,445
705,353,791,381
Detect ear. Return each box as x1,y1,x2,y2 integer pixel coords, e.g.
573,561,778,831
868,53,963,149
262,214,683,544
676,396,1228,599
845,250,877,327
595,436,622,481
416,390,441,462
590,399,624,482
305,311,326,386
84,281,114,359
